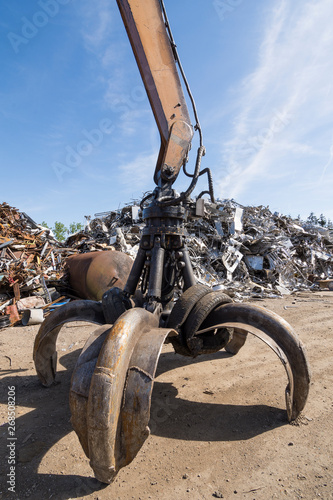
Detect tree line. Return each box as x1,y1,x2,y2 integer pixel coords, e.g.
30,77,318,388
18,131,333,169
305,212,333,228
40,221,84,242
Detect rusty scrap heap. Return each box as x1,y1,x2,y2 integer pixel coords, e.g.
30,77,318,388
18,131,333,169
0,202,69,315
1,199,333,324
67,199,333,298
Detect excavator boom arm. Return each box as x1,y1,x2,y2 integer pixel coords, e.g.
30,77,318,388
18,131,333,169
116,0,194,185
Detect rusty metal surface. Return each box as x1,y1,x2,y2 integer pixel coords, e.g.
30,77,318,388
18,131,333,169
70,325,111,456
87,308,159,483
196,302,311,421
116,0,193,184
33,300,105,386
66,250,133,301
5,303,20,325
119,326,171,468
167,283,213,330
317,279,333,290
69,308,175,483
225,328,248,354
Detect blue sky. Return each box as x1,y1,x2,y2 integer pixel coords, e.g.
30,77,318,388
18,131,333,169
1,0,333,228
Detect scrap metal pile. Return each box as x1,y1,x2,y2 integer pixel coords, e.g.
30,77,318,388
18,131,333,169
1,198,333,326
0,202,73,324
66,199,333,299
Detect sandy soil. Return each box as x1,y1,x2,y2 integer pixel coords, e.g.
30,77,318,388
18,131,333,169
1,291,333,500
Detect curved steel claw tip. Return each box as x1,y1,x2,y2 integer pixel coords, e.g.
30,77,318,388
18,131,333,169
33,300,106,387
197,302,311,422
70,307,177,484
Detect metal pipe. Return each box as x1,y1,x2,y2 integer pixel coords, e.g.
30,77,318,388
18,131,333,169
124,247,147,296
181,248,196,290
148,239,165,299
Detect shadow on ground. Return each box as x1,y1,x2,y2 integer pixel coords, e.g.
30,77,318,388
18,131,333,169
0,347,286,499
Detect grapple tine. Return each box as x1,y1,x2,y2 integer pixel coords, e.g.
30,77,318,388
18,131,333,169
69,308,176,483
119,326,172,468
196,302,311,421
33,300,105,387
86,309,158,483
70,324,112,456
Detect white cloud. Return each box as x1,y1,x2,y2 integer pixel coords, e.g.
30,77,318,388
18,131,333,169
118,151,158,194
77,0,152,146
216,0,333,203
79,0,115,54
319,134,333,184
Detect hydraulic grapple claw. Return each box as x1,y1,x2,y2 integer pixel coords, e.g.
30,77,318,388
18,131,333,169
70,308,176,483
33,288,310,483
33,284,136,388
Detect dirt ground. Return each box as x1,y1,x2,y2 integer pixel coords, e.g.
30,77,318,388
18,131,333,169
0,291,333,500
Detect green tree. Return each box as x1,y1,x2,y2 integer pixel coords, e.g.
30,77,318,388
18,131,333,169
318,214,327,227
53,221,68,241
40,221,49,228
68,222,84,234
307,212,318,225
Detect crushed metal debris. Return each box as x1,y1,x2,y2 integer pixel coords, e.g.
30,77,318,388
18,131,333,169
64,198,333,300
1,199,333,326
0,202,73,324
